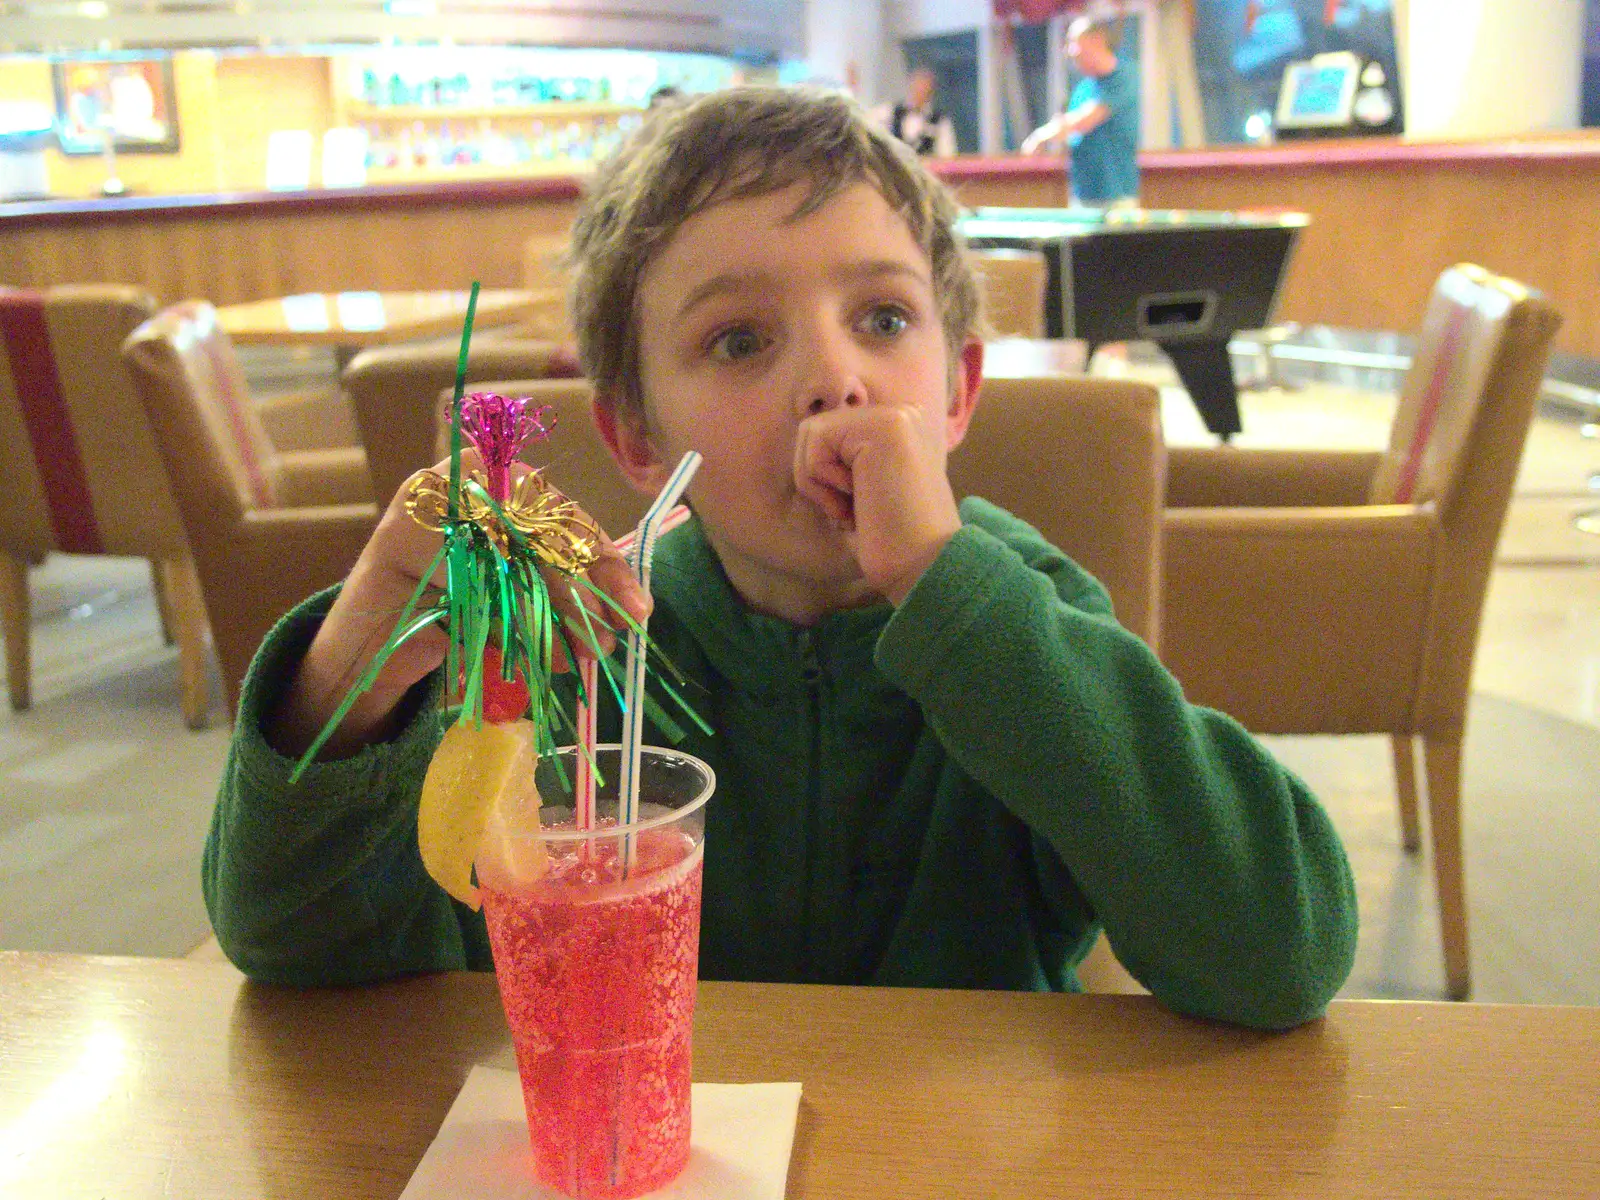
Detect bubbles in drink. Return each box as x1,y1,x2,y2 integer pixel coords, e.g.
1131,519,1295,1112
482,828,702,1198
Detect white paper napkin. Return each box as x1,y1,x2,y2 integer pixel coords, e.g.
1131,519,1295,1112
400,1066,803,1200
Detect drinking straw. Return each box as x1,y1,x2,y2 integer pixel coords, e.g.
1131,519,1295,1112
618,453,701,868
444,282,480,710
573,503,691,831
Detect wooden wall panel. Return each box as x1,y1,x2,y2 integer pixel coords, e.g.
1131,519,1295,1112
946,173,1068,208
214,56,334,192
0,194,583,306
5,149,1599,358
1142,160,1600,357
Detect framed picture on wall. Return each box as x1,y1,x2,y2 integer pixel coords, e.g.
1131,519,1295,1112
52,59,181,155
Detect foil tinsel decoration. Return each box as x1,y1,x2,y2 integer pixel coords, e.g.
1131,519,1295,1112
291,289,706,784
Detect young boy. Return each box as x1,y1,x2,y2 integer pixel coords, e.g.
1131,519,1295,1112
207,87,1356,1029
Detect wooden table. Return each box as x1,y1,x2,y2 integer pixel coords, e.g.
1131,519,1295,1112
216,289,533,367
3,952,1597,1199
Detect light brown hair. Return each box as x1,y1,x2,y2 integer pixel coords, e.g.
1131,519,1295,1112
567,85,981,416
1069,14,1127,52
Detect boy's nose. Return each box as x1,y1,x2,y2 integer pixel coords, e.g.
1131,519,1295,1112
798,333,869,417
804,379,867,417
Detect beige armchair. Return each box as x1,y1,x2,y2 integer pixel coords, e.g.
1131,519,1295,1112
0,284,211,726
517,231,575,343
953,374,1166,996
1161,264,1562,999
952,375,1164,648
429,372,1166,991
343,340,582,506
123,302,381,716
969,248,1048,340
253,385,364,455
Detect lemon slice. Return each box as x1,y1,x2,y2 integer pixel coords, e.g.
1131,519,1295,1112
417,717,541,909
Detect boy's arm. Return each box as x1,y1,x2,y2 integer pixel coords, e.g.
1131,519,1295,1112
202,589,489,985
874,500,1358,1029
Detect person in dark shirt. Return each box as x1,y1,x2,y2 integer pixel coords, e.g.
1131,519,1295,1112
874,67,957,157
1021,15,1140,206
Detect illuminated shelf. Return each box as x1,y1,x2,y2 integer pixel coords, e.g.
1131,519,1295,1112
343,102,639,122
360,161,600,185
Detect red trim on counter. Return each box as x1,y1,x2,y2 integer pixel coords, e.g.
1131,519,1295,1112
931,136,1600,183
8,135,1600,230
0,174,584,229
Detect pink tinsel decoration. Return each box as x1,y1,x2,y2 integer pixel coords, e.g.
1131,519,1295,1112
458,392,556,502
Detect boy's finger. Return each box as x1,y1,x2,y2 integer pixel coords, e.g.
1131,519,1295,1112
586,536,654,629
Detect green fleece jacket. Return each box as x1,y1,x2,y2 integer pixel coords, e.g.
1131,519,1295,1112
205,499,1357,1029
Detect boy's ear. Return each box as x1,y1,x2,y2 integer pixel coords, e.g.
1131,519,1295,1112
943,337,985,450
592,391,670,495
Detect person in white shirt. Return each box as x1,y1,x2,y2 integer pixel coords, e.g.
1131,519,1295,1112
873,68,958,158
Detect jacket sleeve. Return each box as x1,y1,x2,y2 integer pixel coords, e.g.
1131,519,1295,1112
202,588,492,986
874,499,1358,1029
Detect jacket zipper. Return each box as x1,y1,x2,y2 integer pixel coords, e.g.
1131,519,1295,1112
798,628,825,981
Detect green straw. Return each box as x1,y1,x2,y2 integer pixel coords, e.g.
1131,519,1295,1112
444,283,480,719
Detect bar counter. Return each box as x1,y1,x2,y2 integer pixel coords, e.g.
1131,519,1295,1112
5,133,1599,355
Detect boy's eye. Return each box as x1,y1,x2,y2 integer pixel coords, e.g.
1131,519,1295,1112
709,326,769,361
861,305,910,338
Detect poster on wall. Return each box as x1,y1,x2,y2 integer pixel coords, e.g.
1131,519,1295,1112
52,59,181,155
1585,0,1600,126
1191,0,1402,143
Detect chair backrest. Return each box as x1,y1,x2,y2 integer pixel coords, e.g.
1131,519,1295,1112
969,249,1048,340
1405,267,1560,730
344,340,577,506
433,377,649,539
125,308,383,714
120,301,284,520
950,375,1166,648
1370,264,1523,509
522,232,574,342
0,284,189,560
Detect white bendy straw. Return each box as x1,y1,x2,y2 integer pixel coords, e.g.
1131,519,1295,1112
573,503,691,831
618,453,701,867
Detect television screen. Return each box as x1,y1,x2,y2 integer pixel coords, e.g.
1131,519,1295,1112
1276,51,1360,128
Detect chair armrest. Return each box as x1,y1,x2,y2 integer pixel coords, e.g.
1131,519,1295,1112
275,447,374,507
1166,447,1382,509
1161,504,1439,732
239,502,380,535
256,387,361,453
229,504,380,612
1164,501,1430,540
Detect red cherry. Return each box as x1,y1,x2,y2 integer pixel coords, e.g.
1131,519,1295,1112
470,645,530,723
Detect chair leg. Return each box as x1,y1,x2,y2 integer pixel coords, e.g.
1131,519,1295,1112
150,557,177,645
1423,735,1470,1001
0,555,31,711
1391,734,1422,852
161,557,211,730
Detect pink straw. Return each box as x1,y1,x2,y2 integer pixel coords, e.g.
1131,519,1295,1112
573,503,691,829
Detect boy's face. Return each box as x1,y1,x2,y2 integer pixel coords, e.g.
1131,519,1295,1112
602,180,980,615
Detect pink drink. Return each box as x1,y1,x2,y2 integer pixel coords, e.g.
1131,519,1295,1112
482,824,705,1199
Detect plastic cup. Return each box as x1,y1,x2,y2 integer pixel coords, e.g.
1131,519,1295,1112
477,744,714,1200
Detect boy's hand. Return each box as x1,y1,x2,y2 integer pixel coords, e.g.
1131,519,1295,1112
793,403,962,606
268,454,651,761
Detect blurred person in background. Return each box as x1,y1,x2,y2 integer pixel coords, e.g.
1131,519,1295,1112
1021,15,1139,207
874,67,957,157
